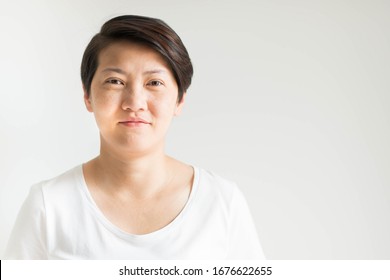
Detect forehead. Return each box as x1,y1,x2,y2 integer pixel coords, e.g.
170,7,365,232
97,40,171,71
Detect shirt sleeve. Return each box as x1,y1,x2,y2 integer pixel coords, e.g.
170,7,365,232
226,186,266,259
4,183,48,259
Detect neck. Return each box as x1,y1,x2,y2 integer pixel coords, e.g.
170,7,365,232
90,145,172,199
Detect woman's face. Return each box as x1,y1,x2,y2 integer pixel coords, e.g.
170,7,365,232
84,41,184,156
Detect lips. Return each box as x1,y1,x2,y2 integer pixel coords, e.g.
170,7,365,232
119,117,151,126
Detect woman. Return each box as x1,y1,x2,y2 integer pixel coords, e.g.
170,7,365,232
5,15,265,259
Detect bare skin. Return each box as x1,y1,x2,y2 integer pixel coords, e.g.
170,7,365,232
83,156,193,235
82,41,194,235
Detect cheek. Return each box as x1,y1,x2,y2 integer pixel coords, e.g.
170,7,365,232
92,91,121,111
90,94,122,128
150,98,178,119
150,89,180,112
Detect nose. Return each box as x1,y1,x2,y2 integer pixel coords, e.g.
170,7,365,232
121,85,147,112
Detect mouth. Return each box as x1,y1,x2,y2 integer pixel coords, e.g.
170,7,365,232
118,119,151,127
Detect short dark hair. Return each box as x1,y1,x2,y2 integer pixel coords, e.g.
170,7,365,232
81,15,193,102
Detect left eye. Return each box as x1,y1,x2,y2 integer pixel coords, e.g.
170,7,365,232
147,80,163,86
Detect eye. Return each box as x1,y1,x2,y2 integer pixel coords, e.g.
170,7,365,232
147,80,163,87
106,78,124,85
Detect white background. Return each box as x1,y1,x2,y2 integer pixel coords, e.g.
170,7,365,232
0,0,389,259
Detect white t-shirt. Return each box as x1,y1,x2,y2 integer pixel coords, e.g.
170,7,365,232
5,165,265,259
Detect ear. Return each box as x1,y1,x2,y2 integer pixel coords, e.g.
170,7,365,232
174,92,186,116
83,86,94,113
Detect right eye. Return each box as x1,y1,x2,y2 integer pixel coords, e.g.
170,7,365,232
106,78,124,85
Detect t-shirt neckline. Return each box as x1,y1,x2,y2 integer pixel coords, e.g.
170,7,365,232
75,164,200,242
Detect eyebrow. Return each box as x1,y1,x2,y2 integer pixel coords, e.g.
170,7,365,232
101,67,127,75
143,69,166,75
101,67,167,76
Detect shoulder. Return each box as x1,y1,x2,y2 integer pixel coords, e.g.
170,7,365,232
4,165,84,259
37,165,82,194
29,165,84,209
196,167,236,189
194,167,243,208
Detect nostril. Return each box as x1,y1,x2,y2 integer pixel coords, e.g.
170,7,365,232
121,94,147,112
